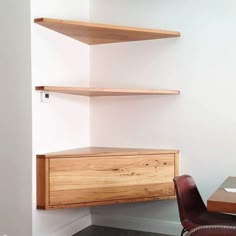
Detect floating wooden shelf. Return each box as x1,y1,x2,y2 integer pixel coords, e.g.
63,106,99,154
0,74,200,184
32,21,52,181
34,18,180,45
38,147,179,158
35,86,180,97
37,147,179,209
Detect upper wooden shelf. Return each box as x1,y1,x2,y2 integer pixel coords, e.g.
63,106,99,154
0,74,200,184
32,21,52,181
34,18,180,45
35,86,180,97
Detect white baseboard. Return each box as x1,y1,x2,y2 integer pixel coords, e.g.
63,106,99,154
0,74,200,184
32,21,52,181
91,213,182,236
50,213,91,236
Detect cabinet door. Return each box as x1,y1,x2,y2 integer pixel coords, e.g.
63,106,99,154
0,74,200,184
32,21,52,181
49,154,176,207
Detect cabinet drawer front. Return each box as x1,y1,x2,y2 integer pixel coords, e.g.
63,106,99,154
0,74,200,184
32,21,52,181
49,154,175,206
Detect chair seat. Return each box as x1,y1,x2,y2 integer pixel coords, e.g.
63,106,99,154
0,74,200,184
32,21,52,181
183,211,236,230
187,225,236,236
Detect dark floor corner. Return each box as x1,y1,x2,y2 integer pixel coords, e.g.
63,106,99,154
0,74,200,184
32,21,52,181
73,225,175,236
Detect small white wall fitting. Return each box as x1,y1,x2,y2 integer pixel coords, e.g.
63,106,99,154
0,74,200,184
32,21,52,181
41,92,50,103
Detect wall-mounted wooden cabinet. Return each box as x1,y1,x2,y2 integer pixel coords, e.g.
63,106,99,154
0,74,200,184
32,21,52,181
37,147,179,209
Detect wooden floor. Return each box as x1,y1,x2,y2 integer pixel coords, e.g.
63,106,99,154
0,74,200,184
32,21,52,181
73,225,173,236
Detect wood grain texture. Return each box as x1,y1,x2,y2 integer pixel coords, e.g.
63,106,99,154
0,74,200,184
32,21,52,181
50,183,174,206
174,153,179,177
207,176,236,214
34,18,180,45
37,146,179,159
37,158,49,209
48,195,176,209
49,155,174,205
37,147,179,209
35,86,180,97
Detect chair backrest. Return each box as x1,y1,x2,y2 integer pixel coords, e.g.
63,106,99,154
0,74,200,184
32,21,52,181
173,175,207,224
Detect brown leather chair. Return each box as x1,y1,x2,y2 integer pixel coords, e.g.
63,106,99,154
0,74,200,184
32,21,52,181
186,225,236,236
173,175,236,236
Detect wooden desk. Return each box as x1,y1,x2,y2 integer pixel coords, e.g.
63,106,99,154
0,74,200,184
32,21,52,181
207,176,236,214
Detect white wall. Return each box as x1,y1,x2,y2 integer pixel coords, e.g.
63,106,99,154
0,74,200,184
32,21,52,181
0,0,32,235
32,1,91,235
90,0,236,235
2,1,236,235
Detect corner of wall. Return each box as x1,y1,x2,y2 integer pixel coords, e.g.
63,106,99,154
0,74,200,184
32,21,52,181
32,1,92,236
51,209,92,236
91,213,181,235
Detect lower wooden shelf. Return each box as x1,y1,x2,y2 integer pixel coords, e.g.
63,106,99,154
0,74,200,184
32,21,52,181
37,147,179,209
